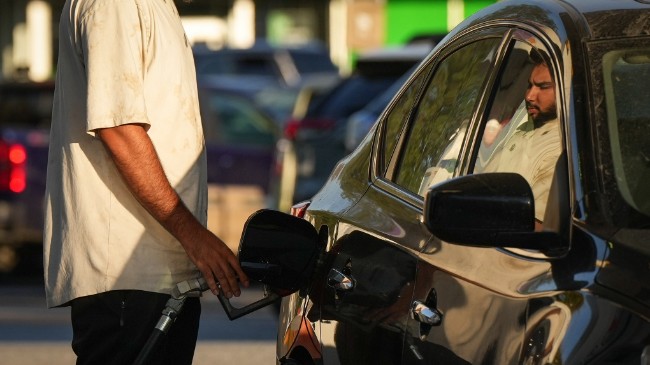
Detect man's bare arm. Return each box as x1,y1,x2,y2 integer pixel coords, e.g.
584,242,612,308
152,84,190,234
96,123,249,297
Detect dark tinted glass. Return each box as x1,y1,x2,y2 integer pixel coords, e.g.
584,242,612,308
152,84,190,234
604,47,650,218
289,50,338,73
305,75,397,120
201,90,276,146
0,83,53,128
194,52,277,77
380,63,433,175
394,38,500,196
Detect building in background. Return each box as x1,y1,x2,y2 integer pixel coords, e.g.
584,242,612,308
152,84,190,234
0,0,56,82
0,0,496,82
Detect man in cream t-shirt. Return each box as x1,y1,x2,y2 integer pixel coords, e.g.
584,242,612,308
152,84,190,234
477,51,561,229
44,1,248,363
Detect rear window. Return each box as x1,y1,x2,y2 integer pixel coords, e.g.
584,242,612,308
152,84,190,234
194,52,277,77
0,83,53,129
288,50,338,74
602,47,650,217
306,75,398,120
194,48,338,77
200,88,277,147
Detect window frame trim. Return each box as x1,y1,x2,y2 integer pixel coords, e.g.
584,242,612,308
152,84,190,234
370,25,514,207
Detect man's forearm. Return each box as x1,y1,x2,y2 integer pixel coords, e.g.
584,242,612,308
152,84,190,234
96,123,249,297
95,123,202,243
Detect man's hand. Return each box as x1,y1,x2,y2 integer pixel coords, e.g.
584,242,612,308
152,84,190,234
96,124,249,297
178,223,250,298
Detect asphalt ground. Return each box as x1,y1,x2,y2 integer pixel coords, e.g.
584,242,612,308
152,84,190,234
0,270,278,365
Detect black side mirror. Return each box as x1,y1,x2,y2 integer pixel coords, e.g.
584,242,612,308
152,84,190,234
423,173,563,253
219,209,320,320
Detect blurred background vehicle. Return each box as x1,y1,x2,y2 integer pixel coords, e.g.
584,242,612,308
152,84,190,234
0,80,282,272
344,64,417,152
194,41,342,124
268,42,435,212
197,84,280,251
199,84,279,191
0,81,52,273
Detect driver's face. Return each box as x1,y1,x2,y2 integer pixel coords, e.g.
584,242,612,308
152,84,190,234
525,64,557,124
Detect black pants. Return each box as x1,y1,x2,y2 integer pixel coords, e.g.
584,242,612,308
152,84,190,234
70,290,201,365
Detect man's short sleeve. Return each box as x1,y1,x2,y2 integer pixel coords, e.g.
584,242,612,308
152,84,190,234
81,1,150,133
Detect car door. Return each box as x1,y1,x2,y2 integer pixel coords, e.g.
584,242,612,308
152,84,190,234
401,29,567,364
308,57,435,365
310,30,504,365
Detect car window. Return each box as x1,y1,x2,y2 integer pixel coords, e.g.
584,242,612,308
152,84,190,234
194,51,278,77
473,34,562,224
288,50,338,73
392,38,501,196
201,91,276,147
602,46,650,217
306,75,397,120
379,63,432,175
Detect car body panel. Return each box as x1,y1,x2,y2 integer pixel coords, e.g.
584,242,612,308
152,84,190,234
193,42,339,88
0,81,53,255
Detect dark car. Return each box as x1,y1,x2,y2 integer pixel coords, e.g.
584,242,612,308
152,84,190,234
0,81,52,272
226,0,650,364
343,65,417,152
194,41,341,122
184,84,282,252
193,41,340,88
270,43,434,212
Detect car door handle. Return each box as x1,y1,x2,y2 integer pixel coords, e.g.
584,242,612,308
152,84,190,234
327,268,355,292
411,300,442,326
411,288,443,340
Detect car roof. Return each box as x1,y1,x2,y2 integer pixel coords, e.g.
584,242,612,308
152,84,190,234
354,44,433,77
357,44,433,62
192,41,338,71
449,0,650,43
192,39,331,55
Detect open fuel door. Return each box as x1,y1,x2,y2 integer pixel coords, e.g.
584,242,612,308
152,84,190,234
219,209,321,320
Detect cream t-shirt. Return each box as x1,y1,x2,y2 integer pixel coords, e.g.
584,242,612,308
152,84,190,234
44,0,206,307
480,119,561,221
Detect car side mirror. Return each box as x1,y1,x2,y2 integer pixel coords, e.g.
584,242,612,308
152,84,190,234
218,209,320,320
423,173,563,254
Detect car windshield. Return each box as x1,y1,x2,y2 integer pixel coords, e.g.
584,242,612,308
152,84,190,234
193,48,337,77
288,50,338,74
306,75,398,120
200,89,277,147
601,45,650,224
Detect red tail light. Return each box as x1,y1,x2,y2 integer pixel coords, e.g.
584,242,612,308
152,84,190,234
290,201,311,218
283,117,336,140
283,118,301,140
0,141,27,193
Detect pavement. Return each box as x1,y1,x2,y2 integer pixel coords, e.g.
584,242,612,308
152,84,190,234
0,281,278,365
